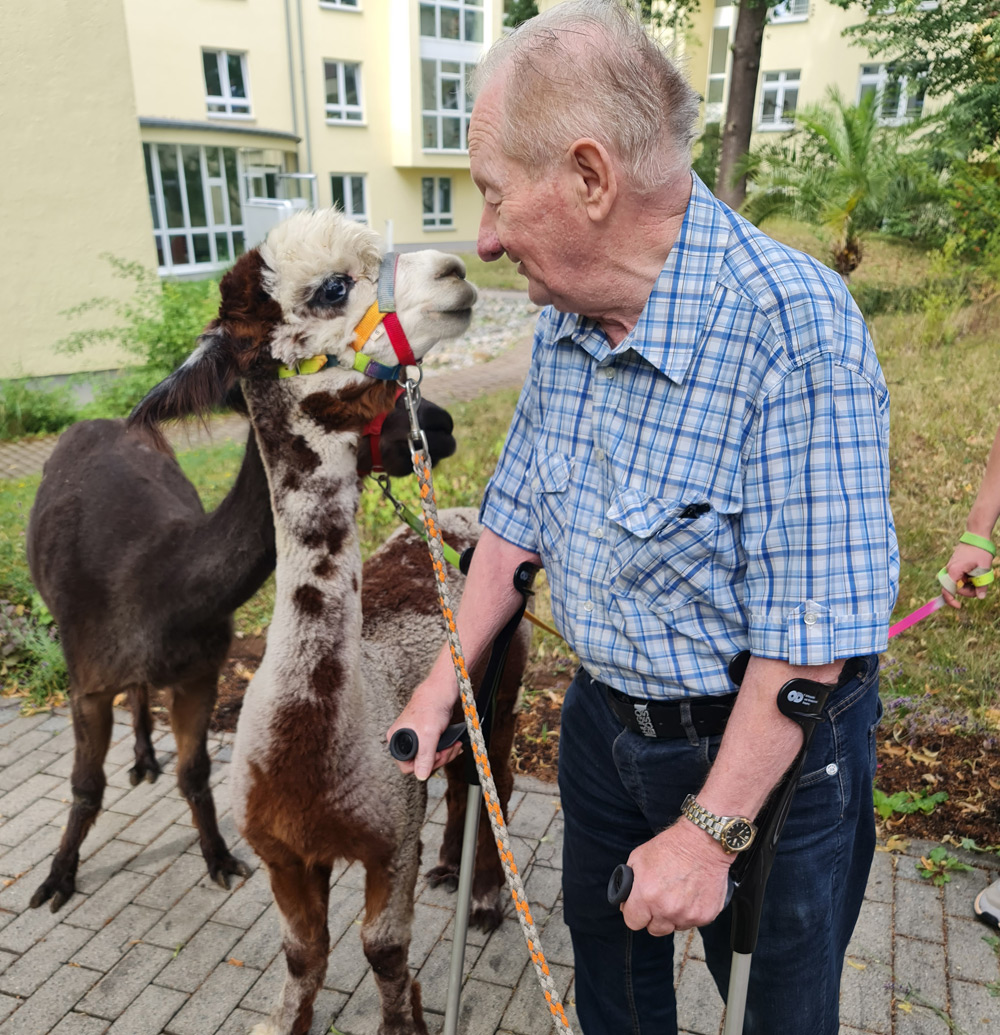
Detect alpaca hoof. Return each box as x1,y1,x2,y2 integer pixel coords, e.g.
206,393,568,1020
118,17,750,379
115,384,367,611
469,900,504,934
29,873,76,913
424,864,458,892
128,758,161,786
209,853,253,889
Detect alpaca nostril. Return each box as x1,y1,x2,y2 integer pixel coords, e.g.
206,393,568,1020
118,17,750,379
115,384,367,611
436,255,467,282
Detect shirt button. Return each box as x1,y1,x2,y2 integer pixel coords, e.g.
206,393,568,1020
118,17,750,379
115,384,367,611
591,526,604,538
531,479,540,491
603,367,615,379
804,612,818,626
825,763,839,776
594,448,606,461
583,600,594,612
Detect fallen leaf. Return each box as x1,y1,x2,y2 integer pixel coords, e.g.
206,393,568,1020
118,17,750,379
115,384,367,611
228,958,244,967
846,959,867,970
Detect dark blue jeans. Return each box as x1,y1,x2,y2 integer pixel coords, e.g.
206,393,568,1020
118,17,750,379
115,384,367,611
559,657,882,1035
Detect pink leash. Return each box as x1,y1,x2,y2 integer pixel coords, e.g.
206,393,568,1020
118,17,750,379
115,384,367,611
887,595,945,639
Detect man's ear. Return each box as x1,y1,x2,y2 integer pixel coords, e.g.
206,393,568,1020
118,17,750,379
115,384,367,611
569,138,616,222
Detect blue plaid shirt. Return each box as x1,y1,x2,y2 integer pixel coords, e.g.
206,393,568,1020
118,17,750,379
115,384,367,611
480,174,899,700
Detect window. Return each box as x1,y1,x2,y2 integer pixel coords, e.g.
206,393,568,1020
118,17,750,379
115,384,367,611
421,59,473,151
858,64,925,124
758,70,800,130
419,1,483,43
707,26,731,106
320,0,359,7
324,61,363,123
143,143,245,273
203,50,251,117
422,177,453,230
770,0,809,21
331,174,367,222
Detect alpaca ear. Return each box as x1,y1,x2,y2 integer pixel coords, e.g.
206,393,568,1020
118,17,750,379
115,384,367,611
128,325,240,434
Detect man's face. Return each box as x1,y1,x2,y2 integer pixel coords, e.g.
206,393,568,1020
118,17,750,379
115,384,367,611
468,82,584,311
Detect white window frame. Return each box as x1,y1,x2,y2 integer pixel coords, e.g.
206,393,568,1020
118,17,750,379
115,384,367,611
144,142,246,275
770,0,809,22
419,1,484,43
330,174,368,223
858,63,925,125
324,60,364,124
203,49,252,119
758,69,800,131
319,0,359,9
422,176,453,230
421,58,473,152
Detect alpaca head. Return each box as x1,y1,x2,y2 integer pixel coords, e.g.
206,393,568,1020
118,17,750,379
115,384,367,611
129,208,476,434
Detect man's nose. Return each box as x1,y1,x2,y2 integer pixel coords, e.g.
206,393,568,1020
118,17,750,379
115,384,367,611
476,208,504,263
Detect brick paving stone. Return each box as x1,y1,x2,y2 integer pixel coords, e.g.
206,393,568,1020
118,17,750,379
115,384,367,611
74,809,135,861
0,796,66,848
508,790,560,840
499,960,573,1035
950,976,1000,1030
0,730,56,769
895,878,946,943
414,939,484,1017
323,922,373,997
125,825,200,878
0,715,50,747
108,779,183,823
47,1015,110,1035
846,897,892,962
839,959,893,1034
209,866,272,930
894,1006,954,1034
141,885,232,950
76,942,173,1020
0,774,64,821
115,797,191,847
407,902,451,970
0,962,101,1035
945,915,1000,983
0,822,63,878
212,1006,270,1035
132,853,209,913
70,904,163,972
66,871,153,932
0,922,94,997
523,860,563,911
36,714,71,733
229,903,282,971
237,954,285,1014
470,918,531,988
0,891,77,954
74,840,144,897
673,957,723,1035
894,935,949,1004
0,755,63,796
104,984,187,1035
155,920,243,993
0,1000,15,1028
162,958,259,1035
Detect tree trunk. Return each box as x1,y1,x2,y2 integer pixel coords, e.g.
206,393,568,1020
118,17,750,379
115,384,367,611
715,0,770,211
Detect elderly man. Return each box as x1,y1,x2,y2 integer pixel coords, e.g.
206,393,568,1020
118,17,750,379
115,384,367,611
389,2,897,1032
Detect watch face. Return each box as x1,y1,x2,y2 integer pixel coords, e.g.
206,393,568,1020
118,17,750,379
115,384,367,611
722,819,755,852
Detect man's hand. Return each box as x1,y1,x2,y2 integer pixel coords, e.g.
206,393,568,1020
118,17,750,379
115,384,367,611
358,396,456,476
387,678,463,781
620,820,733,936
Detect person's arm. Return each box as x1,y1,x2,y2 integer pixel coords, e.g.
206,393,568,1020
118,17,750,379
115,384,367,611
387,528,541,780
620,655,841,934
942,420,1000,608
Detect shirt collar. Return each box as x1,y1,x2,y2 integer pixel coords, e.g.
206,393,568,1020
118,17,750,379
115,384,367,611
548,173,732,381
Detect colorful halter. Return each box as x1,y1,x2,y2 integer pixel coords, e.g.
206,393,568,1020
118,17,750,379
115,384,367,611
276,252,417,381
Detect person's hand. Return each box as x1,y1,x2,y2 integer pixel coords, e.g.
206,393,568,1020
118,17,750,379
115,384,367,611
941,541,994,609
619,820,733,936
358,396,456,476
387,678,463,781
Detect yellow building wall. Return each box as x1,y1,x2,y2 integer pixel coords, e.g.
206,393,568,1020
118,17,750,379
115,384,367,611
0,0,157,381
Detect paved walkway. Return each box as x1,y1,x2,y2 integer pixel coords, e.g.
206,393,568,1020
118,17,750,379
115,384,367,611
3,340,1000,1032
0,701,998,1035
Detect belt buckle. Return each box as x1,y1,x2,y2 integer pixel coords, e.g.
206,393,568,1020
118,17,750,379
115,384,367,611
632,702,657,738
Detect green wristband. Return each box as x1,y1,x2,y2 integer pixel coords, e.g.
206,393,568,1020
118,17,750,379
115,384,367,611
959,531,996,557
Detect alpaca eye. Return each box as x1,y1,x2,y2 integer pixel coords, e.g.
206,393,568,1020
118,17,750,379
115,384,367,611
311,275,353,308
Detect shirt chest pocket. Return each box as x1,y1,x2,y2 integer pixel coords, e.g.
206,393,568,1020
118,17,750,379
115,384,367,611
607,488,726,614
529,451,573,558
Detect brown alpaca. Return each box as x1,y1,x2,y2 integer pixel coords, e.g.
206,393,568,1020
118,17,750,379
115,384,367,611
129,208,520,1035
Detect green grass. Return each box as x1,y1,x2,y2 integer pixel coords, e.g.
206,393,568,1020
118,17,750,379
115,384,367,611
453,252,525,291
3,226,999,724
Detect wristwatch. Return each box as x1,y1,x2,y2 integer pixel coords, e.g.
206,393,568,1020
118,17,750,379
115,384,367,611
681,794,757,854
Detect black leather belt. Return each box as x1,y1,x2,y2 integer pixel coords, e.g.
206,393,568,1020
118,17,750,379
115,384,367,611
601,681,738,739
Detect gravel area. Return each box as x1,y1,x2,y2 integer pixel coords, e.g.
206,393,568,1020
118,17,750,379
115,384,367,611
419,288,541,376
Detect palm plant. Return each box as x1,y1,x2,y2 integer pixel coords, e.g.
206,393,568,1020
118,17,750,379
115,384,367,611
740,89,939,277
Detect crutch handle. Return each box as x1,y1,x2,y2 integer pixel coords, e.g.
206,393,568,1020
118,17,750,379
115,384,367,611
388,722,467,762
607,863,738,909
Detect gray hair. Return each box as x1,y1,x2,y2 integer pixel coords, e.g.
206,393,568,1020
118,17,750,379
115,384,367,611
469,0,700,192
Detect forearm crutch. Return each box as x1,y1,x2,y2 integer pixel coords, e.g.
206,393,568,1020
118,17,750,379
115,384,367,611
390,559,538,1035
607,651,833,1035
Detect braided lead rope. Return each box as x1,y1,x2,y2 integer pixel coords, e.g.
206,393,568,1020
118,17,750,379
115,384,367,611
407,446,573,1033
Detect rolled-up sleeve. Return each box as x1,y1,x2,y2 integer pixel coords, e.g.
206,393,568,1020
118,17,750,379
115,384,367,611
741,357,899,665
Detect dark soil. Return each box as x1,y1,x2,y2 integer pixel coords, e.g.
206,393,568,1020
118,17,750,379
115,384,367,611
209,637,1000,849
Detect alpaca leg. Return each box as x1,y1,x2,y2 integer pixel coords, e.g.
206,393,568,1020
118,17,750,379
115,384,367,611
30,688,115,911
165,678,251,888
251,855,332,1035
362,839,428,1035
128,685,161,786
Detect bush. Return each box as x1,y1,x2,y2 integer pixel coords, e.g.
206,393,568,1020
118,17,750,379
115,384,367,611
0,379,77,440
692,123,721,193
0,598,68,709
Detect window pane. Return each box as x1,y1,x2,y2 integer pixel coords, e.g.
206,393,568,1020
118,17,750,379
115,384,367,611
882,79,901,118
859,83,877,105
350,177,365,215
183,146,207,226
761,93,777,122
421,60,437,109
861,64,880,76
344,65,359,106
224,149,241,223
420,3,436,36
763,71,780,83
707,79,724,103
169,234,190,265
215,233,231,263
206,147,221,178
203,52,222,95
143,144,159,230
442,116,461,149
906,86,925,117
422,177,434,215
465,10,483,41
331,176,346,209
440,8,460,38
154,237,165,267
233,230,245,257
193,234,212,263
439,178,451,213
442,60,459,75
423,115,438,148
710,28,729,76
326,62,341,105
158,145,185,228
227,54,247,97
441,77,459,110
782,88,798,118
211,185,225,224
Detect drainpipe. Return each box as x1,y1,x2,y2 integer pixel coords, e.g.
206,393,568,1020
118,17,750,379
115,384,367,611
283,0,299,141
295,0,314,177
